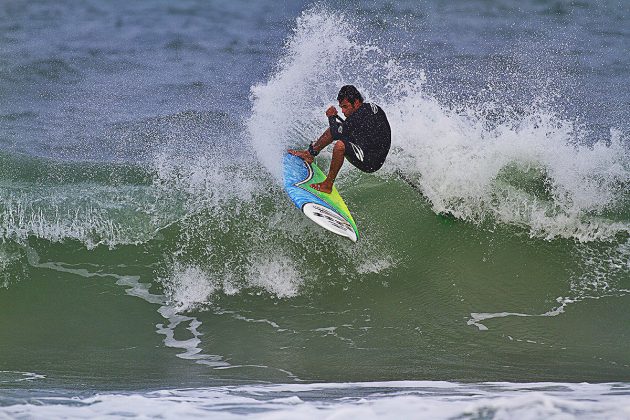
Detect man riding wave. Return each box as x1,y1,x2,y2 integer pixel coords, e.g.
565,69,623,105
289,85,391,193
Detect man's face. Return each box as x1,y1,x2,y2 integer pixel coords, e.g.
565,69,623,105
339,99,361,118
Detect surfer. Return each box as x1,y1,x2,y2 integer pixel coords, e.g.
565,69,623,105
288,85,391,194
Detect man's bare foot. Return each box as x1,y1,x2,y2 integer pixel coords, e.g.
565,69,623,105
288,149,314,164
310,181,333,194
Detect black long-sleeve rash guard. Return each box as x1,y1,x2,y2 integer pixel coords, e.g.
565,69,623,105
327,102,391,173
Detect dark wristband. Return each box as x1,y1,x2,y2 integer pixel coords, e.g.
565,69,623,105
307,143,319,156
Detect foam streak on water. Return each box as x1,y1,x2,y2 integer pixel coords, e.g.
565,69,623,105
2,382,630,419
26,246,228,369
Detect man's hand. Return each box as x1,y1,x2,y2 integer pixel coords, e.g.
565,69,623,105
288,149,314,164
326,106,338,118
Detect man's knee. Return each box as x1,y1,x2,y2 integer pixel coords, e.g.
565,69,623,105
333,141,345,154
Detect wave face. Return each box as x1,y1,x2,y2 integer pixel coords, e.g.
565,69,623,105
0,1,629,416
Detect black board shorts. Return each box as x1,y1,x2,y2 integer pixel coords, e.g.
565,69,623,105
342,139,388,173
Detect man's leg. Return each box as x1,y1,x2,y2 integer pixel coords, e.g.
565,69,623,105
311,140,345,194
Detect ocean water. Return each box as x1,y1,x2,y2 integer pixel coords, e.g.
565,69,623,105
1,0,629,418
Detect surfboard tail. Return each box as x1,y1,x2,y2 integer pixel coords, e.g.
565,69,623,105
302,202,358,242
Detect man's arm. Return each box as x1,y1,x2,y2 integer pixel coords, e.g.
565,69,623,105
287,106,339,163
288,128,333,163
326,106,346,141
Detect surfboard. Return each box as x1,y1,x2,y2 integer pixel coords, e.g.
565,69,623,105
283,153,359,242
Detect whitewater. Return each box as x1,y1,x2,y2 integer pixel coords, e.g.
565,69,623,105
1,1,629,418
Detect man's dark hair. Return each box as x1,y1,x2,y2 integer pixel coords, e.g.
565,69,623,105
337,85,364,104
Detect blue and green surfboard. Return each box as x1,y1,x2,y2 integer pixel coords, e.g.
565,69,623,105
283,153,359,242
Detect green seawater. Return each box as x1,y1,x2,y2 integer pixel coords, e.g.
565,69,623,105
1,159,629,391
